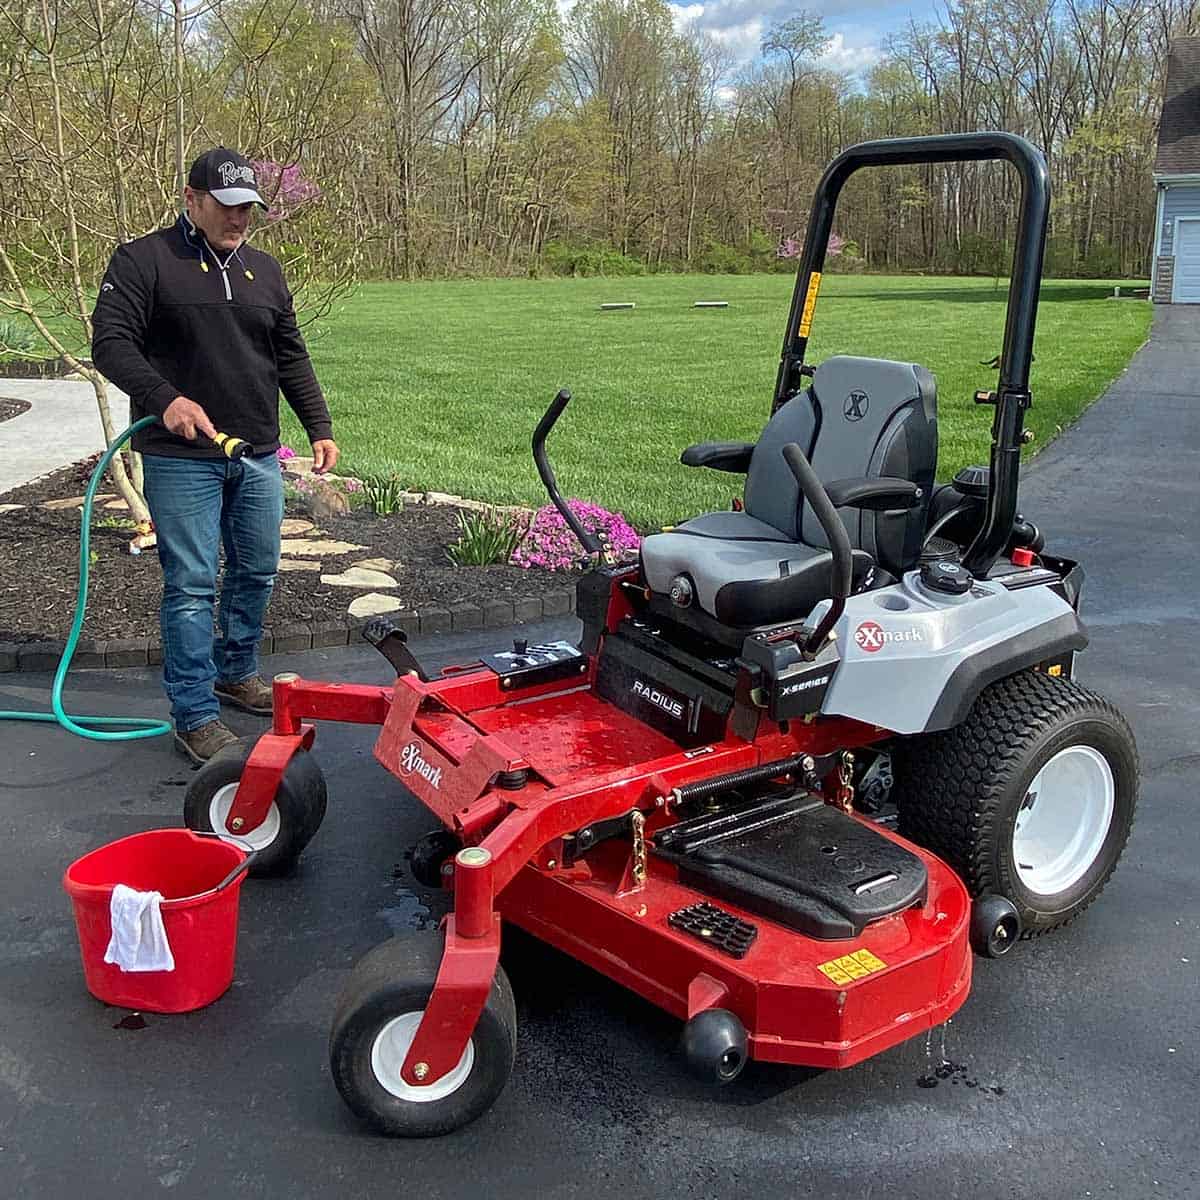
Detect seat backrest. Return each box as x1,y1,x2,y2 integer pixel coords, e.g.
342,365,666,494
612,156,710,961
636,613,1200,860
743,356,937,577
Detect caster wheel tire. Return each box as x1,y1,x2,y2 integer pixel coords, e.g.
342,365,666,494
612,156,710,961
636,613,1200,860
970,894,1021,958
409,830,461,889
329,932,516,1137
681,1008,748,1085
183,736,328,876
894,670,1138,937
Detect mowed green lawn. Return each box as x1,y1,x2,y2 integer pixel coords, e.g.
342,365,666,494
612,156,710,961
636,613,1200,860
293,274,1150,530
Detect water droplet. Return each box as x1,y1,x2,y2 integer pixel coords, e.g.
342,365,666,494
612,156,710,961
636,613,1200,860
113,1013,146,1031
917,1075,938,1089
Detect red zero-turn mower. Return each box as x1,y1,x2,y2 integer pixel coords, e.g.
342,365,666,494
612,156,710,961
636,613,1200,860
184,132,1138,1136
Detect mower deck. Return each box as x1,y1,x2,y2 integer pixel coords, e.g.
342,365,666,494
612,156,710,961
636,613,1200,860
235,664,972,1078
502,833,971,1069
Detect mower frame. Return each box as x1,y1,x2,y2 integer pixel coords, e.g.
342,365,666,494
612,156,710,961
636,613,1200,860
193,132,1138,1133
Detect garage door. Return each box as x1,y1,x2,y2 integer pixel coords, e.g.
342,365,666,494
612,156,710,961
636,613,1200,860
1174,219,1200,302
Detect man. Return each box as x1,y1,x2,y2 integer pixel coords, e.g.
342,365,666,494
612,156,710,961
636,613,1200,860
92,147,339,763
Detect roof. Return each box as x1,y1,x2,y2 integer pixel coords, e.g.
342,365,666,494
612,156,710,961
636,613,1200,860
1157,38,1200,175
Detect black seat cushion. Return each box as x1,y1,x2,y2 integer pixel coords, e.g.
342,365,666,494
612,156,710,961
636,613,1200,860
712,548,875,627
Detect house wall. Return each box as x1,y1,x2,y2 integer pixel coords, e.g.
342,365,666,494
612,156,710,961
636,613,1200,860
1153,181,1200,301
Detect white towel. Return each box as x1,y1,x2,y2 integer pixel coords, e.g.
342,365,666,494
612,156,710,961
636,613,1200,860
103,884,176,973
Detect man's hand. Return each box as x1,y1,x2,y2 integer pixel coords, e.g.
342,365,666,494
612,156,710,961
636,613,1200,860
312,438,340,474
162,395,217,441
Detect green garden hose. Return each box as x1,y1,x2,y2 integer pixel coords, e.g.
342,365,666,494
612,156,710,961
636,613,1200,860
0,416,172,741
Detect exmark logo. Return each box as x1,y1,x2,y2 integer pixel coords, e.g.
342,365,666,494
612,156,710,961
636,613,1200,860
398,741,443,789
854,621,924,653
632,679,684,720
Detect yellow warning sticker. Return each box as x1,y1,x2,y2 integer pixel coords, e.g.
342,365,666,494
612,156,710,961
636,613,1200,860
798,271,823,338
817,948,888,984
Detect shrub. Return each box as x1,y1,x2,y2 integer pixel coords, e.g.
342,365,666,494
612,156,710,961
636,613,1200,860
511,499,640,572
541,241,645,277
0,316,38,355
446,507,530,566
360,471,406,515
700,241,752,275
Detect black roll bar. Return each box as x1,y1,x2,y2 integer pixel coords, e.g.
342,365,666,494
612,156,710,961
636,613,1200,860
773,132,1050,579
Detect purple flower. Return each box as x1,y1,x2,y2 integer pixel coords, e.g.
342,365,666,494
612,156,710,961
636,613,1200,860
276,445,296,462
510,499,641,571
251,160,322,223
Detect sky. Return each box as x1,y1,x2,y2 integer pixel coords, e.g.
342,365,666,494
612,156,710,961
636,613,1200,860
670,0,941,74
556,1,942,79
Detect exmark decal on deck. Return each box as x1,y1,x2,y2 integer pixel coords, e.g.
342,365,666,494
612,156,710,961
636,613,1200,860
398,741,443,789
854,621,925,653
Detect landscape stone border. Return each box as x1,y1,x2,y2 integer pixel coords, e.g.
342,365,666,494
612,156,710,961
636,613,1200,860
0,586,577,674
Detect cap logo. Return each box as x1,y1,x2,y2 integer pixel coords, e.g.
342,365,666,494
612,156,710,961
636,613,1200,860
217,160,255,187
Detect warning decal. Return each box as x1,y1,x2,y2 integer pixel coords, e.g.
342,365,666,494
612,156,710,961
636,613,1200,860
817,949,888,984
798,271,822,338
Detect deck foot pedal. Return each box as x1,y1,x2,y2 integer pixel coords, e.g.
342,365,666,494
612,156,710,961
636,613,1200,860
668,902,757,958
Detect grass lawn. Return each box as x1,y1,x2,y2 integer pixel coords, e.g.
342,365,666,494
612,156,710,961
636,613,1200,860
293,274,1151,530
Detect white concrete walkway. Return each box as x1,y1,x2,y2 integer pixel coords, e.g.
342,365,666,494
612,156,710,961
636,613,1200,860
0,378,130,493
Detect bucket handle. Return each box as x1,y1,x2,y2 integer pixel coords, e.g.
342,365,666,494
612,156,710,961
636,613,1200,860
210,850,258,893
182,829,259,898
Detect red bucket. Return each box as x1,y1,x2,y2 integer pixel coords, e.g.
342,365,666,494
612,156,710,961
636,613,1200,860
63,828,250,1013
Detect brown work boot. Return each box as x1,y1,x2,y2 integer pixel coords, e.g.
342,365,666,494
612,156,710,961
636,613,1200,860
174,719,239,765
214,674,274,716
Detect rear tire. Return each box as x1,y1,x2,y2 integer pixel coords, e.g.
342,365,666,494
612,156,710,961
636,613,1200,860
329,933,516,1137
893,670,1137,937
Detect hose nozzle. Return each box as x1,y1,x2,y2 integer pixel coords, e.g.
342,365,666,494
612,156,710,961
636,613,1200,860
212,431,250,461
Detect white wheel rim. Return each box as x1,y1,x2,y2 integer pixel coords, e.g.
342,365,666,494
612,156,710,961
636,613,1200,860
209,782,281,851
370,1012,475,1102
1012,745,1115,897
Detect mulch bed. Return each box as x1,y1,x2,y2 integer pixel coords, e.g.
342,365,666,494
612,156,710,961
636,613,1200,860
0,396,31,423
0,457,582,658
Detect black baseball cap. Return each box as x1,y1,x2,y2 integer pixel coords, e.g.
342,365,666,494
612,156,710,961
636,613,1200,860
187,146,267,209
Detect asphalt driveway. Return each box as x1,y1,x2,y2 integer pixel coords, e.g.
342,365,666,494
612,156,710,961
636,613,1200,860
0,306,1197,1199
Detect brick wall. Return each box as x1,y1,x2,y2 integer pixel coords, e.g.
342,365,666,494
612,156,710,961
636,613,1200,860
1154,255,1175,303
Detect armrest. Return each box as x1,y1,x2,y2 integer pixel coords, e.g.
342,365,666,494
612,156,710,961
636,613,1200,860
824,476,922,511
679,441,755,473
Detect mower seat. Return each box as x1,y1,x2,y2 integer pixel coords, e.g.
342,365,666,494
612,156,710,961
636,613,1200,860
640,356,938,627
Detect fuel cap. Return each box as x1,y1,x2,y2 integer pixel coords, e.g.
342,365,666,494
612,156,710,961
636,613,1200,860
670,574,694,607
920,559,972,595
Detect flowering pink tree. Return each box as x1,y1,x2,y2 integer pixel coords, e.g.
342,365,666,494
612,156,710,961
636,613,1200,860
776,231,846,259
251,160,322,222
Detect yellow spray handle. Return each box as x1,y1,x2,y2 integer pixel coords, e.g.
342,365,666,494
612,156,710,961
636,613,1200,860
212,431,251,461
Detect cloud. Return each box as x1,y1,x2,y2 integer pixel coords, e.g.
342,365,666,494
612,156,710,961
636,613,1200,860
670,2,706,30
707,16,765,61
818,32,882,73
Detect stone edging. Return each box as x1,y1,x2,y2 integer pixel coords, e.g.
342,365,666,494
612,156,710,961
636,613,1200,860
0,587,577,674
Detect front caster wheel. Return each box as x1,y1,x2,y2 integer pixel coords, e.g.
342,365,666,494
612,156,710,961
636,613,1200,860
183,736,327,876
330,932,516,1137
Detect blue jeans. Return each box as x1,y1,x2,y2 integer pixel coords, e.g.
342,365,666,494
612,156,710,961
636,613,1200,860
142,453,283,731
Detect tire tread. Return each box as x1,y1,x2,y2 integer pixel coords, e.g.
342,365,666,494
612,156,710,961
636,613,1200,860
894,670,1138,937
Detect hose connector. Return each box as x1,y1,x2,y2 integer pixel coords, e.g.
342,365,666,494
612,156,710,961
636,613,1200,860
212,431,251,460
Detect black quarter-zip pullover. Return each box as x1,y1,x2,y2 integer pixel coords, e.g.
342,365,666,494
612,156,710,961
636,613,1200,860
92,214,333,458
